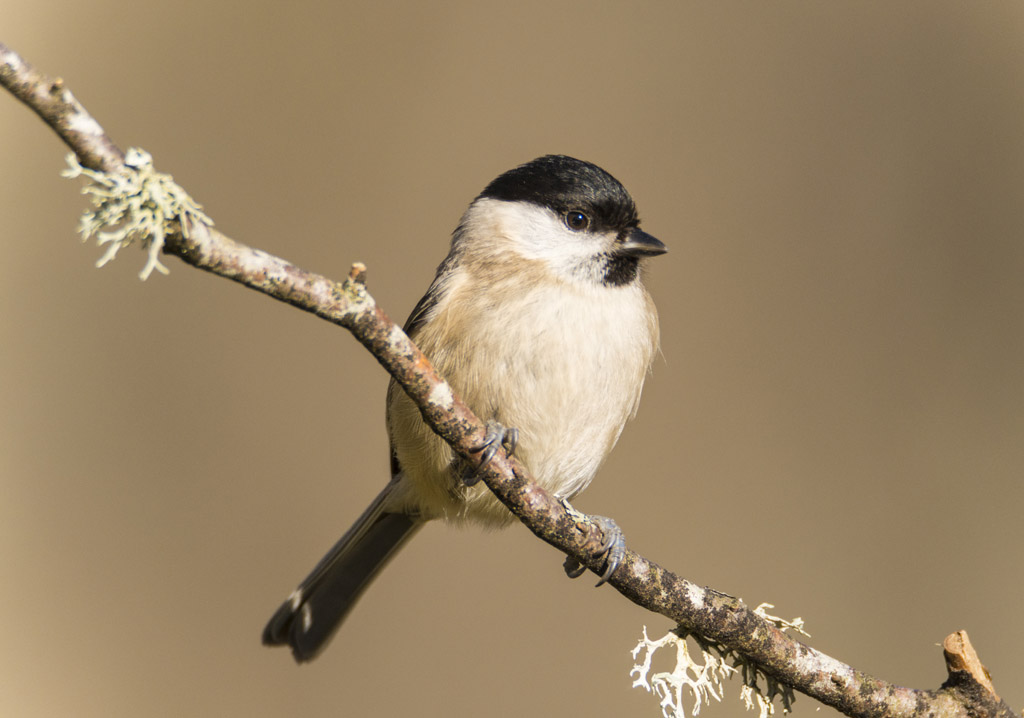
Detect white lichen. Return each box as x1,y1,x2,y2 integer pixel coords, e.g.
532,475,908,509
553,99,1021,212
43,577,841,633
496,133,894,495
62,148,213,280
752,603,808,637
632,603,808,718
1,49,22,71
740,684,776,718
631,626,736,718
428,381,454,409
67,111,105,137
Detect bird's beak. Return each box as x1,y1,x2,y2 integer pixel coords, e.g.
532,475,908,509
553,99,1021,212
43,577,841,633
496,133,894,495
618,228,667,257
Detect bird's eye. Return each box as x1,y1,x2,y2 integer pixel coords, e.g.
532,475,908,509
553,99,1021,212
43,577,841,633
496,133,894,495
565,211,590,231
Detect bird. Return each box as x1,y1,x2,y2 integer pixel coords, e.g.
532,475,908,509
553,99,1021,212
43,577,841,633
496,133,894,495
262,154,666,662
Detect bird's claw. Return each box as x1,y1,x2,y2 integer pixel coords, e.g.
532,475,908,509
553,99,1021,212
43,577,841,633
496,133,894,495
563,555,587,579
464,421,518,486
561,501,625,586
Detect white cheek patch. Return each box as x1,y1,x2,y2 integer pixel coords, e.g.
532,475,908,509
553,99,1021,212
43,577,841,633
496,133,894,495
469,199,613,279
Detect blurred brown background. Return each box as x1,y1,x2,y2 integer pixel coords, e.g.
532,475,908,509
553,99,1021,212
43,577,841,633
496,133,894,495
2,2,1022,716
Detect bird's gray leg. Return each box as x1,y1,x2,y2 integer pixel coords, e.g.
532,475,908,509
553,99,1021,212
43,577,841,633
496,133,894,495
462,420,519,486
561,499,625,586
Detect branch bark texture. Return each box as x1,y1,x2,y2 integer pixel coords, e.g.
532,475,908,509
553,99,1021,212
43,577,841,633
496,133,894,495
0,41,1013,718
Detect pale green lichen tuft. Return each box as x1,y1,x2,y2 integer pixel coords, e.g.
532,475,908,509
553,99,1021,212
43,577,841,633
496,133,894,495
631,603,808,718
62,148,213,280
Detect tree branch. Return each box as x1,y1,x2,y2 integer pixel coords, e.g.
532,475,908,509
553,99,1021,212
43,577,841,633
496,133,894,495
1,41,1014,718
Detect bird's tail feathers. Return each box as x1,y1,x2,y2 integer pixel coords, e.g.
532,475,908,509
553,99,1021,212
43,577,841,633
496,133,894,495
262,481,421,661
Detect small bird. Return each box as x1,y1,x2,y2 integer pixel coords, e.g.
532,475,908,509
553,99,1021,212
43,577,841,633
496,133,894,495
263,155,666,661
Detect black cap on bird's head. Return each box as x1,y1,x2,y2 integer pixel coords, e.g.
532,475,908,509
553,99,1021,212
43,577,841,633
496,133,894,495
479,155,640,234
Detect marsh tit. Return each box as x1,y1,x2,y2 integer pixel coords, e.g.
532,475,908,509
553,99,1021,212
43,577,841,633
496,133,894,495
263,155,666,661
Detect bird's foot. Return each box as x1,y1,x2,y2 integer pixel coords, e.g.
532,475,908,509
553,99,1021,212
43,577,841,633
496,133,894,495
561,499,626,586
463,420,519,486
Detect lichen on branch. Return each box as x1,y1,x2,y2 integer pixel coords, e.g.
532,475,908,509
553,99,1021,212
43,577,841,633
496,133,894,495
631,604,807,718
63,147,213,279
